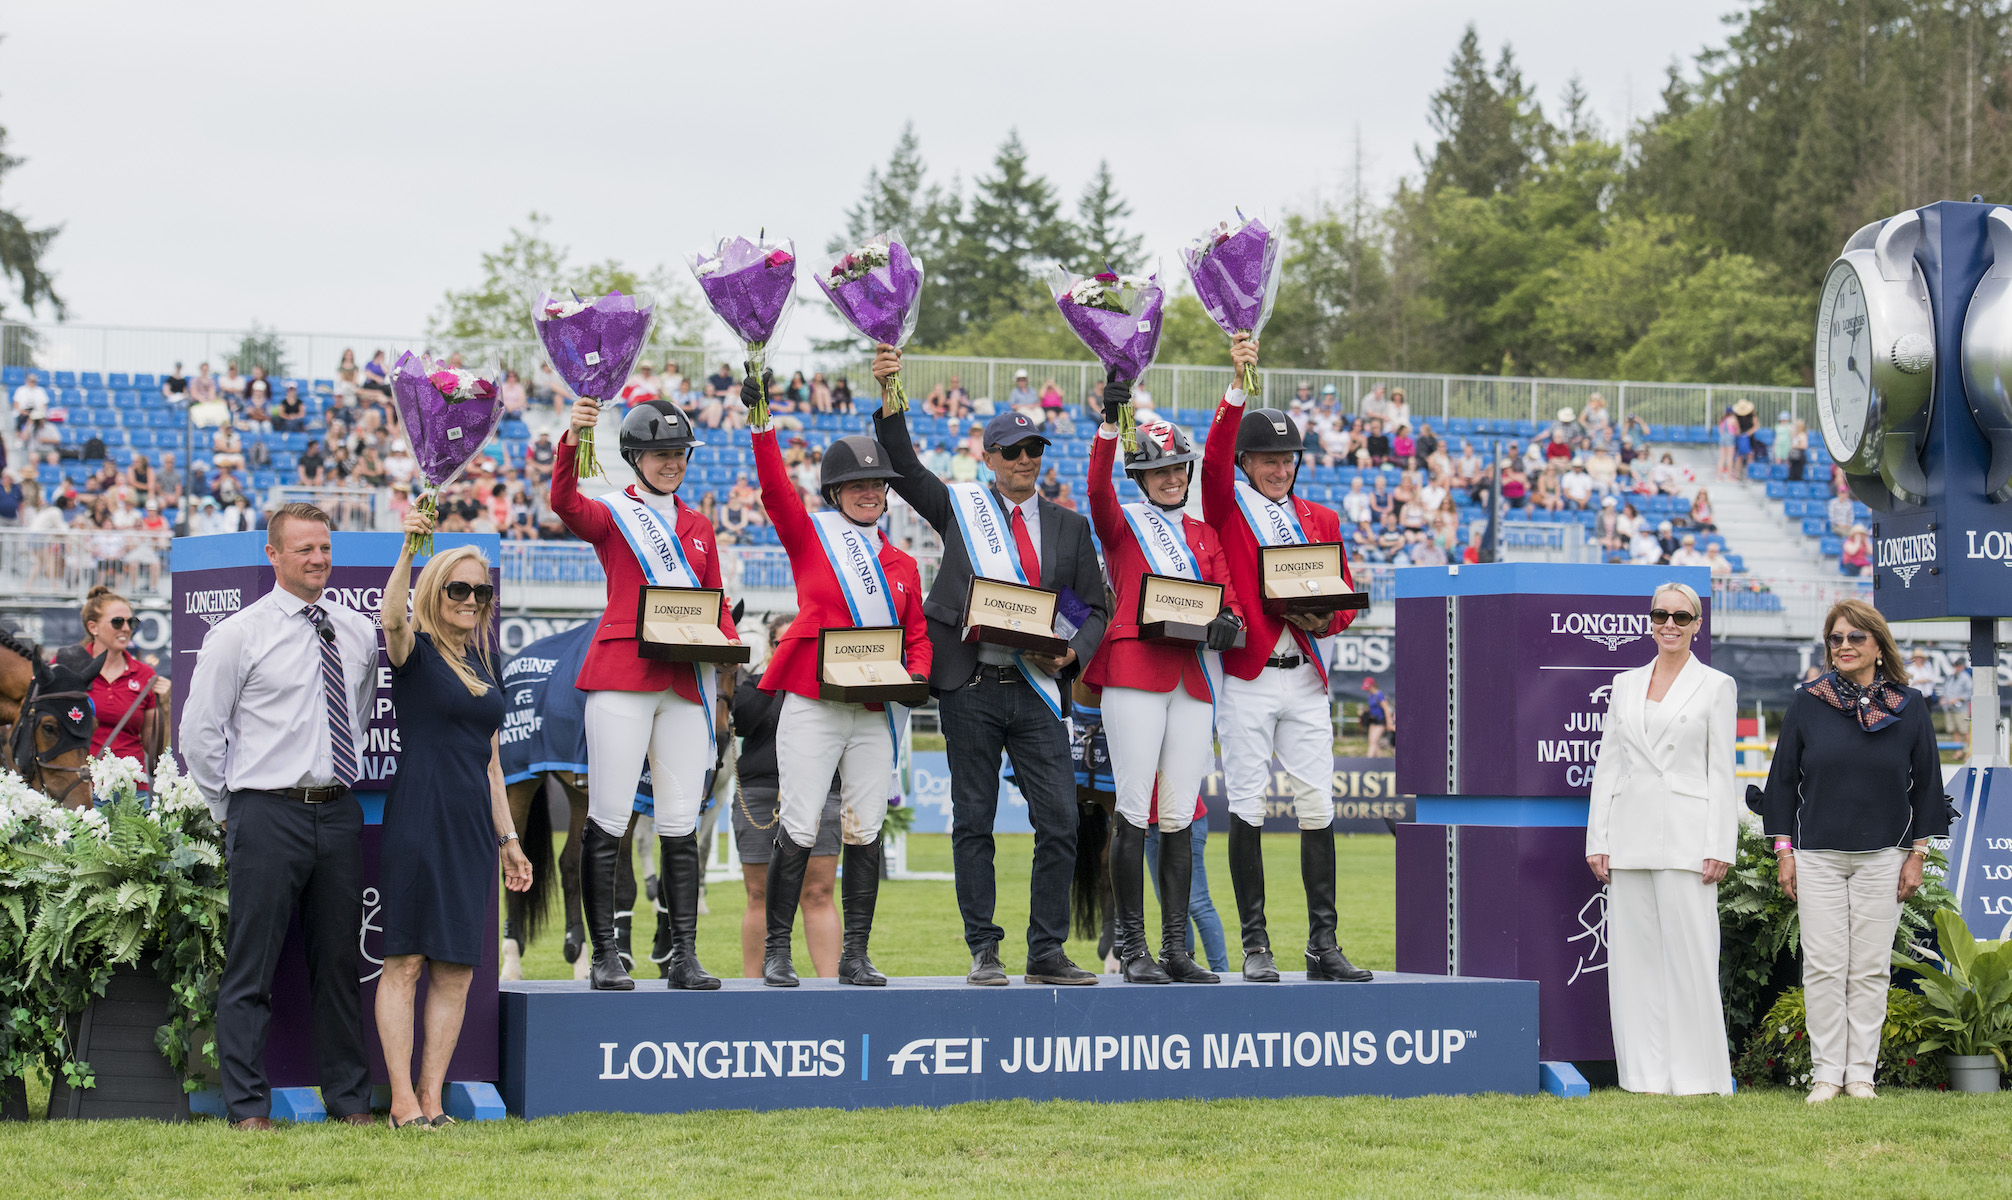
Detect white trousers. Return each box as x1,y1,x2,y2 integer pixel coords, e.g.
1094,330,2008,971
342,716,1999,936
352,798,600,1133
775,693,891,851
1101,685,1217,833
1606,869,1733,1095
1798,848,1907,1086
1219,664,1334,830
584,688,711,839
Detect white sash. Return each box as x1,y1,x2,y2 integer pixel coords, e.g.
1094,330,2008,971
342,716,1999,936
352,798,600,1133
1121,503,1222,704
945,483,1063,718
809,510,909,760
596,490,718,753
1230,482,1330,685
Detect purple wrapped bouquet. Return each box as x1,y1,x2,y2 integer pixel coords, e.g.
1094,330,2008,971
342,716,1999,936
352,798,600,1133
815,234,924,414
689,234,797,427
1182,211,1282,398
533,290,655,477
1048,266,1165,450
390,352,506,555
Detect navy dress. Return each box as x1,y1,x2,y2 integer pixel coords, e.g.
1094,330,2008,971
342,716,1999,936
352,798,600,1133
380,631,506,965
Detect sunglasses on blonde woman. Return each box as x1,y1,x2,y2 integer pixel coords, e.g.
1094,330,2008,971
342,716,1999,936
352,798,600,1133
1649,608,1696,627
443,582,496,603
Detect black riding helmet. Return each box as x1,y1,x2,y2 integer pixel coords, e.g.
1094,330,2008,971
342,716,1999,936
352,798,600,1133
620,399,702,492
820,434,901,516
1125,420,1201,506
1234,405,1304,494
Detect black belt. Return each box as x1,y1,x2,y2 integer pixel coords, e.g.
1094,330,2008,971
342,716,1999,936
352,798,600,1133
1266,654,1307,670
971,664,1025,685
276,785,350,804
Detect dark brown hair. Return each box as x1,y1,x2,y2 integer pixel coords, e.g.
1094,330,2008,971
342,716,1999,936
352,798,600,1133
80,584,128,632
1822,597,1908,687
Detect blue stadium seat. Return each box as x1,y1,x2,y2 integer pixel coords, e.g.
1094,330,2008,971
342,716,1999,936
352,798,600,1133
52,371,76,387
107,373,130,387
112,448,134,467
1801,518,1827,537
1768,463,1788,479
127,430,154,450
35,465,59,487
1,366,25,387
1726,554,1746,572
1820,537,1843,557
1447,418,1472,436
79,371,103,388
134,373,158,389
1765,482,1788,499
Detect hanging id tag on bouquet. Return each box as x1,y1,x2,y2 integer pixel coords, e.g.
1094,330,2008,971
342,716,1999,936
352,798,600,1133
634,586,750,663
962,577,1067,656
1259,542,1369,615
818,627,930,705
1135,574,1241,645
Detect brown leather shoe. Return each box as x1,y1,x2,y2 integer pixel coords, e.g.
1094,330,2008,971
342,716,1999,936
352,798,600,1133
338,1113,374,1127
231,1117,276,1131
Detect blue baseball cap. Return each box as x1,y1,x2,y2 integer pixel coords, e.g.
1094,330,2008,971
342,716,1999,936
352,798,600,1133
983,411,1049,448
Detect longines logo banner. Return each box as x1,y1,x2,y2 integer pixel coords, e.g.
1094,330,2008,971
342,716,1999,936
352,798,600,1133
501,976,1538,1116
1878,530,1937,588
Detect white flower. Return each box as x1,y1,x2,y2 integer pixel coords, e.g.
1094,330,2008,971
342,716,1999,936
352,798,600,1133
75,807,109,839
693,257,723,278
89,753,145,804
539,297,591,319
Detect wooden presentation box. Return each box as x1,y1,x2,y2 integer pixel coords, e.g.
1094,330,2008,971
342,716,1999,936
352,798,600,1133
1259,542,1369,615
818,626,930,705
962,576,1069,656
1135,574,1244,646
635,586,751,663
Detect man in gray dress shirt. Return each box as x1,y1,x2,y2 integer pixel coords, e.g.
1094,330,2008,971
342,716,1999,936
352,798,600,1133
180,503,379,1129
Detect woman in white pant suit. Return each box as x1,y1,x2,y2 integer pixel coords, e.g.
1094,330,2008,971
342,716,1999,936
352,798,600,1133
1585,581,1738,1095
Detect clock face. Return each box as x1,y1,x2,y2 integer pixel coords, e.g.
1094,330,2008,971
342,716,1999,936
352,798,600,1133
1816,261,1873,459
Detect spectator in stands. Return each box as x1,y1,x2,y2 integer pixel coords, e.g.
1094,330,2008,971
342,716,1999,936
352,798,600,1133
1415,422,1439,464
1407,529,1448,567
1360,384,1389,423
621,362,660,409
1942,657,1973,750
0,469,20,526
1432,495,1461,547
246,365,274,412
706,362,736,398
1342,477,1373,527
11,370,49,436
353,445,388,488
1039,465,1063,502
1827,489,1855,537
1531,467,1564,513
1671,533,1708,568
1786,419,1810,482
1500,461,1529,510
1398,474,1428,530
949,445,979,483
1656,521,1680,563
155,453,182,509
1351,519,1381,565
1840,525,1872,576
1392,424,1417,467
384,440,416,491
1454,441,1481,487
499,370,528,418
1651,452,1685,496
360,350,393,400
163,362,189,399
220,361,247,400
1581,394,1612,449
1544,425,1574,468
525,432,555,484
808,373,833,413
830,376,854,415
1716,407,1739,479
1731,399,1757,471
1386,388,1411,432
1561,458,1593,510
1006,370,1037,410
212,425,245,471
272,385,307,433
1704,543,1733,577
1551,407,1585,450
297,441,326,487
1364,417,1392,465
1039,377,1064,419
1375,512,1404,560
1051,480,1078,512
1690,488,1716,532
1629,519,1663,565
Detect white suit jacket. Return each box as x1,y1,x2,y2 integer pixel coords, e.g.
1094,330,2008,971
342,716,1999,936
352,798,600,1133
1585,656,1739,871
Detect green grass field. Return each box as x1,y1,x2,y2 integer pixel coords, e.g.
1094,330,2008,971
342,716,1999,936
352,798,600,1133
6,833,2009,1199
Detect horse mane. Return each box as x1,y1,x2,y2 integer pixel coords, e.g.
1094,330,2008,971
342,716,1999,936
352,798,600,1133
0,626,41,665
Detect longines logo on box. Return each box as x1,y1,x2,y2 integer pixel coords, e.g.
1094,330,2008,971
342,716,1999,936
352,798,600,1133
1964,529,2012,567
1878,530,1937,587
1547,611,1646,651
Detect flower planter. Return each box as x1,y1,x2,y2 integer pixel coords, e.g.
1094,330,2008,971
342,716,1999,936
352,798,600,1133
46,962,192,1122
1945,1054,2003,1094
1,1074,29,1121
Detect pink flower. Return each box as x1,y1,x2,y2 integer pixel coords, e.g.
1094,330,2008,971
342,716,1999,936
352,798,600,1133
766,250,794,269
1095,271,1119,283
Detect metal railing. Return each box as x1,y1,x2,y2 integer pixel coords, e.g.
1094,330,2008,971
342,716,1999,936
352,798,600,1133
3,317,1814,434
0,528,172,602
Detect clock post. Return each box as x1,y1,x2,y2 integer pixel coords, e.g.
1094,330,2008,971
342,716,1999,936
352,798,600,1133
1826,200,2012,933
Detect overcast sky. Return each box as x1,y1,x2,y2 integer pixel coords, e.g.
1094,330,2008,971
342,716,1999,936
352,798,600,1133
2,1,1736,357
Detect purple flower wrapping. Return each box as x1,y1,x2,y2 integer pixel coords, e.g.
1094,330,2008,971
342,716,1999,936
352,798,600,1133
533,290,655,401
391,351,505,488
1050,269,1165,383
815,237,924,346
689,235,797,348
1183,216,1282,338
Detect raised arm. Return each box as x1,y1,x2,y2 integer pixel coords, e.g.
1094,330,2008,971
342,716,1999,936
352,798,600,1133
549,399,613,542
381,508,430,668
1086,425,1124,549
1201,333,1258,528
751,424,811,549
870,345,952,530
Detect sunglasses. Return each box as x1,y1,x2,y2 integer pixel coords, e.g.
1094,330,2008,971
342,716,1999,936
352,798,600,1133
443,582,496,603
993,442,1046,461
1649,609,1697,627
102,616,134,631
1826,630,1870,648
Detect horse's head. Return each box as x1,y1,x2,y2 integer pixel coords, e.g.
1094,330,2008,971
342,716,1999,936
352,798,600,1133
14,650,104,808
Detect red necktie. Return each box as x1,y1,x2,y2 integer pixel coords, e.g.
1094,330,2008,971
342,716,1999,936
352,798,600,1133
1009,507,1040,583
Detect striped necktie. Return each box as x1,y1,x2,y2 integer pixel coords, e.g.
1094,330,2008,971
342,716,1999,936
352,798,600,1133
305,605,358,788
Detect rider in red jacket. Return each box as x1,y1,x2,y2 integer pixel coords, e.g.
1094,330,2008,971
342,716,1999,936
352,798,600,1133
1198,333,1372,984
1085,380,1242,985
553,396,740,992
750,371,929,988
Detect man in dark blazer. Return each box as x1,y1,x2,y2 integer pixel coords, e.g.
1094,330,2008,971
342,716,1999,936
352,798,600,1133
872,352,1107,986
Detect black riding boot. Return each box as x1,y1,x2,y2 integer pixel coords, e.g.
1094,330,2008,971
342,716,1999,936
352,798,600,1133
579,822,635,991
837,838,888,986
1111,820,1171,984
763,830,812,987
1157,827,1220,983
660,834,720,990
613,830,638,973
1228,818,1279,981
1303,825,1372,981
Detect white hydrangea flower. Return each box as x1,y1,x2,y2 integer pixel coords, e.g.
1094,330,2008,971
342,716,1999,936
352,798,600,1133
693,258,723,278
89,754,145,804
539,297,592,319
75,807,109,839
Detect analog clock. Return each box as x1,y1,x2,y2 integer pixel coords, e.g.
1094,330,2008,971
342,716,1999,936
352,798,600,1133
1959,205,2012,503
1813,211,1937,508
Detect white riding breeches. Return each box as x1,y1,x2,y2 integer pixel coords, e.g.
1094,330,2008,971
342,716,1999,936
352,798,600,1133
775,693,892,851
584,687,711,839
1101,685,1217,834
1219,663,1334,830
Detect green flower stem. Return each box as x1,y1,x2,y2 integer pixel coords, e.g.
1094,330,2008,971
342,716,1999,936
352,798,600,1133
883,370,909,416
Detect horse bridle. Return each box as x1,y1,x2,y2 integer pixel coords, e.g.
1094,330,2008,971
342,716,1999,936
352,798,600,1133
11,680,97,807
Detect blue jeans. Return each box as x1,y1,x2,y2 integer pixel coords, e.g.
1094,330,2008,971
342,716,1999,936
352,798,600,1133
1144,822,1230,972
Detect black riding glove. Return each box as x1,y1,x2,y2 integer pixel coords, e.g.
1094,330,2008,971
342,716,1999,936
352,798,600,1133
1101,379,1133,427
1204,610,1242,653
741,364,773,411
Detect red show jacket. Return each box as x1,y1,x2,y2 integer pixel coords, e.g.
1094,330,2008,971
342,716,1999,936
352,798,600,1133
752,427,930,704
1199,391,1357,681
1084,430,1242,701
550,437,739,698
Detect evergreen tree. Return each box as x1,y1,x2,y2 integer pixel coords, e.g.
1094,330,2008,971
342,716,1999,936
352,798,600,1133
935,131,1083,337
0,119,64,321
1075,161,1145,274
1422,24,1548,198
827,123,962,349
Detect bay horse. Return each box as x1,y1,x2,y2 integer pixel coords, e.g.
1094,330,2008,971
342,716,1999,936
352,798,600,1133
0,629,102,808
